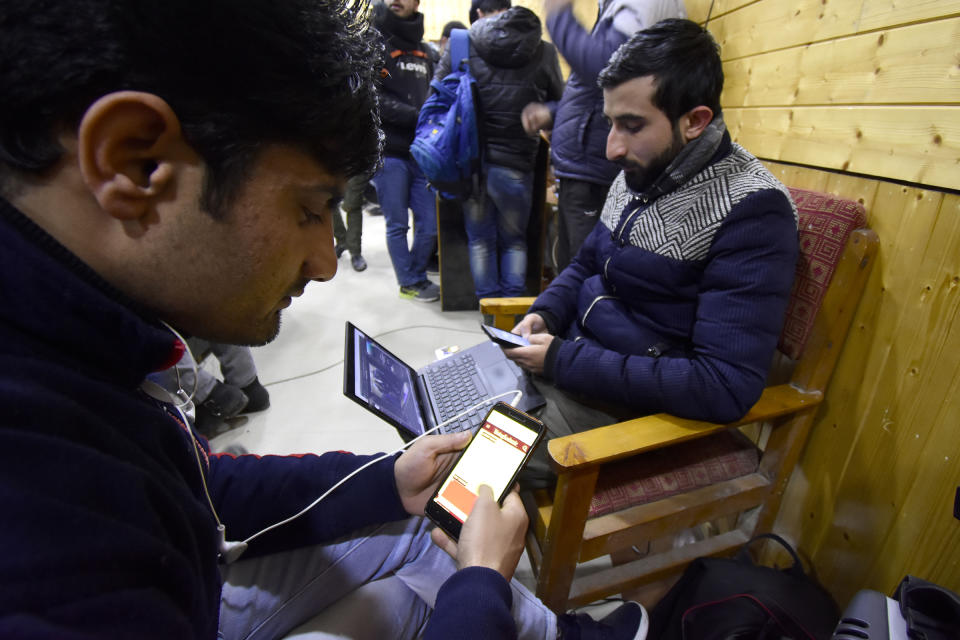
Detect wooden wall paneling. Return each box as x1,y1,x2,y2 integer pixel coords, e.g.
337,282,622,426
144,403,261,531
708,0,866,60
786,187,959,602
722,18,960,107
726,105,959,190
862,195,960,594
858,0,960,32
709,0,960,61
685,0,756,23
762,160,831,191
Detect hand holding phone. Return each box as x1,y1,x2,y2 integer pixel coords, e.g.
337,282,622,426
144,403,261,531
394,430,473,516
430,485,528,581
424,402,545,541
481,323,531,349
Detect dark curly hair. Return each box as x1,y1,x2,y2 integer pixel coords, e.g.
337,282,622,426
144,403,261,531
0,0,384,216
598,19,723,124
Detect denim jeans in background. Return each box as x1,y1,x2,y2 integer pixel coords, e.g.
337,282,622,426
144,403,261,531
463,164,534,298
372,156,437,288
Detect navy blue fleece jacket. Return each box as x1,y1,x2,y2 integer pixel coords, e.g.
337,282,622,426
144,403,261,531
0,198,516,638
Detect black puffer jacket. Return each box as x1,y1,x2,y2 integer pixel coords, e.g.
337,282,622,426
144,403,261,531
376,9,434,158
435,7,563,171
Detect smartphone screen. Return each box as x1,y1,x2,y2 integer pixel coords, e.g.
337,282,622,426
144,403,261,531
425,402,544,540
481,323,531,349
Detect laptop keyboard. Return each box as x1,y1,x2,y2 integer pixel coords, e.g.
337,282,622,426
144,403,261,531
425,354,491,433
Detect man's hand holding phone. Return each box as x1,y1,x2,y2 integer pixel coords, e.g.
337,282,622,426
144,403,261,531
512,312,548,339
394,431,472,516
501,332,553,375
500,312,554,374
431,484,528,581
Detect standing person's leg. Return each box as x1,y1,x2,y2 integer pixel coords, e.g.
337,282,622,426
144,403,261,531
211,343,257,389
340,174,367,271
556,178,610,272
218,517,557,640
331,205,348,258
211,343,270,413
486,164,534,297
373,157,420,290
463,186,501,299
406,158,438,285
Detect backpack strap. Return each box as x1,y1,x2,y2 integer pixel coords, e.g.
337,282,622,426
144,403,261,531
449,28,469,72
735,533,807,578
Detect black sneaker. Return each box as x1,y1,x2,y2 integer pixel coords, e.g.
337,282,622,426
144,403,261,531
334,243,347,258
351,253,368,272
399,279,440,303
240,377,270,413
201,381,249,418
557,602,648,640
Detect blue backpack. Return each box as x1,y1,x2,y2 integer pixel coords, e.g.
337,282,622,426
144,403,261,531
410,29,480,201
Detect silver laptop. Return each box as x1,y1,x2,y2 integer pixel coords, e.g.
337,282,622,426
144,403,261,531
343,321,545,440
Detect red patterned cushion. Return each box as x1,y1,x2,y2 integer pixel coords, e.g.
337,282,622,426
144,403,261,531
587,430,759,518
777,188,867,360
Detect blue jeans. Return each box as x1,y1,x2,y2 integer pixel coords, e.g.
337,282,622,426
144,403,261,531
218,517,556,639
463,164,533,298
372,156,437,288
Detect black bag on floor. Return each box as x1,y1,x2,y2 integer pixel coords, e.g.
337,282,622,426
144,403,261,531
649,533,840,640
894,575,960,640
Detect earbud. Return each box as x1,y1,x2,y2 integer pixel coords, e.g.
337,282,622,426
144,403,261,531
217,524,248,564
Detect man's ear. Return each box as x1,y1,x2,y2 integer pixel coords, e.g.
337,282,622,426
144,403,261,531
77,91,181,220
678,106,714,143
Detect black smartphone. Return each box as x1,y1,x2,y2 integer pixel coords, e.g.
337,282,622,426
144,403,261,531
480,323,531,349
425,402,545,541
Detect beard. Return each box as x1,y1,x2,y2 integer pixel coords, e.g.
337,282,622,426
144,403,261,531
619,126,685,194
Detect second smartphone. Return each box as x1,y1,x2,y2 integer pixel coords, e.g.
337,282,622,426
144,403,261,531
425,401,545,541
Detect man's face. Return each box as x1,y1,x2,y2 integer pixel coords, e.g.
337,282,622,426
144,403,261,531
604,75,685,193
152,146,342,346
389,0,419,19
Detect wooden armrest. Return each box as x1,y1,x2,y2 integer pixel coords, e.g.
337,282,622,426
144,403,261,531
479,297,537,330
547,384,823,470
479,297,537,316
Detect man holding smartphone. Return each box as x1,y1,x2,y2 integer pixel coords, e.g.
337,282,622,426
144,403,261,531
505,20,799,486
0,1,647,638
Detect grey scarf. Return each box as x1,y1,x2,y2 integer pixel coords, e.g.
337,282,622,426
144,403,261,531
628,114,727,203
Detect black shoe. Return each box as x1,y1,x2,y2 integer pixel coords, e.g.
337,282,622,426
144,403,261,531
240,377,270,413
557,602,648,640
335,243,347,258
351,253,368,272
201,381,249,418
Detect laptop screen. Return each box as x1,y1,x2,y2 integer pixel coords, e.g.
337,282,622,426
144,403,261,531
344,322,426,438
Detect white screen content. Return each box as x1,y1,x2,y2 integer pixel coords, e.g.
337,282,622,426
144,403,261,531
433,410,538,523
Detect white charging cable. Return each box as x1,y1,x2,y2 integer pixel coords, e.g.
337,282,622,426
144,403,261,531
220,389,525,563
158,320,199,409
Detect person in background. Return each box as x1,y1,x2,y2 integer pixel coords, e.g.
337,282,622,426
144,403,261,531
506,19,799,487
522,0,686,271
439,19,467,55
147,339,270,435
373,0,441,302
0,0,649,637
436,1,564,299
332,173,370,271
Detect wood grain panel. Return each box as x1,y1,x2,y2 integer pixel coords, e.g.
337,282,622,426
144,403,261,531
726,106,960,191
770,171,960,602
709,0,960,60
722,18,960,106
